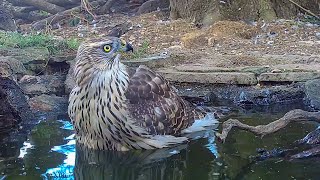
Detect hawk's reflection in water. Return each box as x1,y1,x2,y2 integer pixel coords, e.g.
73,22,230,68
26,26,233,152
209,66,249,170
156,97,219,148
74,143,189,180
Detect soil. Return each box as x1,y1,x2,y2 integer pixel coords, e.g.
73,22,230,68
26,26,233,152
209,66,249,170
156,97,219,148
18,11,320,73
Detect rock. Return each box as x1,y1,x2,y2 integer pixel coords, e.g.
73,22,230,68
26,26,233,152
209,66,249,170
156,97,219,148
28,94,68,114
19,75,66,96
0,60,16,81
0,56,28,78
0,47,49,74
136,0,169,15
271,68,282,73
0,77,33,133
305,79,320,109
0,6,17,31
235,85,305,106
175,83,305,107
316,32,320,40
65,61,76,94
240,66,271,76
108,22,133,37
48,55,75,63
258,72,320,83
158,70,258,85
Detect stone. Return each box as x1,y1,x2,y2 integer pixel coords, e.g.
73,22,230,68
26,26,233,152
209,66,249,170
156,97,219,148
136,0,169,15
0,6,17,31
158,70,258,85
258,72,320,83
19,75,66,96
0,77,33,133
28,94,68,114
305,79,320,110
316,32,320,40
234,85,305,106
240,66,271,75
0,56,28,77
0,47,49,74
48,55,75,63
65,61,76,94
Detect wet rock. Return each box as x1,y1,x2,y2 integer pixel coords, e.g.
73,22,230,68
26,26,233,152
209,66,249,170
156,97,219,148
175,83,305,107
255,148,288,161
290,146,320,159
0,47,49,74
296,127,320,145
258,72,320,83
0,77,33,133
234,85,305,106
19,75,66,96
305,79,320,109
28,94,68,114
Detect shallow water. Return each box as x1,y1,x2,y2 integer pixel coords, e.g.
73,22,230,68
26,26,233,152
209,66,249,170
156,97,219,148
0,104,319,180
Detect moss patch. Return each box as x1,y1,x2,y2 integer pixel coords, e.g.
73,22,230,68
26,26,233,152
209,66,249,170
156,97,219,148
0,31,81,55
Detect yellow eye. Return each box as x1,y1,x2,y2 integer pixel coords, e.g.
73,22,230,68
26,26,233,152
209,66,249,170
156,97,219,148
103,45,111,52
120,40,126,47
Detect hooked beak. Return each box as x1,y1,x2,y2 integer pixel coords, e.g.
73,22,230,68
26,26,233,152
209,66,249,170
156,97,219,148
125,42,133,52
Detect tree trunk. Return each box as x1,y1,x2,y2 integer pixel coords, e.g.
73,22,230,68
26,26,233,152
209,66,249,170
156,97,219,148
169,0,320,26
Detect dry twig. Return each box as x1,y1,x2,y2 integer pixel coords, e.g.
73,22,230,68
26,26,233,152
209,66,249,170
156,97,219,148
288,0,320,20
217,109,320,142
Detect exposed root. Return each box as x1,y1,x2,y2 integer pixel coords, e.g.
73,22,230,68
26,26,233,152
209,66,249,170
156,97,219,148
32,0,103,30
216,109,320,142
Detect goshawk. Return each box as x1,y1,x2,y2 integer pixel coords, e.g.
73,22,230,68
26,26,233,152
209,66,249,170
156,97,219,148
68,37,217,151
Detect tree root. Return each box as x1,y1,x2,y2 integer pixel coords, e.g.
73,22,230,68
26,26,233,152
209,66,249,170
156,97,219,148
31,0,104,30
216,109,320,142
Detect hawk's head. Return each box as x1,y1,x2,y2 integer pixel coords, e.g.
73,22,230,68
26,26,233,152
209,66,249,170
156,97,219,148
74,37,133,86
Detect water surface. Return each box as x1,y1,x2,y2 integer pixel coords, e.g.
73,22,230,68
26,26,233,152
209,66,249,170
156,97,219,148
0,104,319,180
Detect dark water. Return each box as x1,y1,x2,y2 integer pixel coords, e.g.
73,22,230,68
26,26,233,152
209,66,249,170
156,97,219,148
0,105,319,180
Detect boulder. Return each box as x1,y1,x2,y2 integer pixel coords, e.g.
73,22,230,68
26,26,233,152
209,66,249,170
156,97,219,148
28,94,68,114
0,5,17,31
0,56,28,79
0,47,49,74
19,75,66,96
0,77,33,133
305,79,320,110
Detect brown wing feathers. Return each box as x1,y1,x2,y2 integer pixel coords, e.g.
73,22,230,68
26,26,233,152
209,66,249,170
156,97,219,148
125,65,203,135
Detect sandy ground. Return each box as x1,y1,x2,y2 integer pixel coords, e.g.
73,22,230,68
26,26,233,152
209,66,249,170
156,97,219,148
21,11,320,74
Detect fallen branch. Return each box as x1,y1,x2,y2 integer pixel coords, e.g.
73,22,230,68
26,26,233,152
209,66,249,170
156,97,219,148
217,109,320,142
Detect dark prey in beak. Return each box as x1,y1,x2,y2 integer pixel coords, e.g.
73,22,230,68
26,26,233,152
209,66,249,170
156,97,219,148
126,43,134,52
